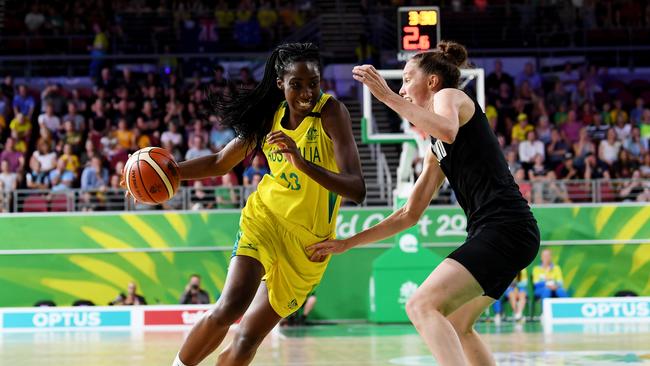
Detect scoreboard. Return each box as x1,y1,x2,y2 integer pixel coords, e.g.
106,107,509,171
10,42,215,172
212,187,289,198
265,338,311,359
397,6,441,60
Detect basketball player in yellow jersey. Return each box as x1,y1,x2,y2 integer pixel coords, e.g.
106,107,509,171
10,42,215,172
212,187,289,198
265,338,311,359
171,43,365,366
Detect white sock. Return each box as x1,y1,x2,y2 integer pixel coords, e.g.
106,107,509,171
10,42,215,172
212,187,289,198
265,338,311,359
173,354,188,366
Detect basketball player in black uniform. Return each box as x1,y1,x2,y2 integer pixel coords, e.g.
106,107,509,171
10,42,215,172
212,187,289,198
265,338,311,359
309,41,540,366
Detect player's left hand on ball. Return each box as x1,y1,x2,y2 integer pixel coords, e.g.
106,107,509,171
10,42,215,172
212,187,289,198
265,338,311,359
120,155,136,203
267,131,304,167
307,239,351,262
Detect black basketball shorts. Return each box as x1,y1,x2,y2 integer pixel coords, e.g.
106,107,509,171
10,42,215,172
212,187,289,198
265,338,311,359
447,219,540,300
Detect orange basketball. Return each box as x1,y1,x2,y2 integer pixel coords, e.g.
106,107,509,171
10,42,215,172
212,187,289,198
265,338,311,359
124,147,180,204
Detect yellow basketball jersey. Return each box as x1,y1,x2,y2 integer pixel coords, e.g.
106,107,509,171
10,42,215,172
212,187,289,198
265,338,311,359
254,92,341,238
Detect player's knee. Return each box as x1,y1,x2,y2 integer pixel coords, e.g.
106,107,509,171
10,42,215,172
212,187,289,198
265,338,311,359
448,316,474,337
207,299,246,327
230,328,264,359
406,296,444,324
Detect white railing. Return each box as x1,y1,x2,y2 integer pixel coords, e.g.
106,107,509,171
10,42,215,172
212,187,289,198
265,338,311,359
3,178,649,213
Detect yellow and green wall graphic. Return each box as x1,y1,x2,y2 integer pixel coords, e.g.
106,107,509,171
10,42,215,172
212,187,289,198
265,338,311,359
0,204,648,320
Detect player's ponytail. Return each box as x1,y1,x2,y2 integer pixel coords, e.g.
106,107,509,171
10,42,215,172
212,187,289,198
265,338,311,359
211,43,321,152
411,40,468,89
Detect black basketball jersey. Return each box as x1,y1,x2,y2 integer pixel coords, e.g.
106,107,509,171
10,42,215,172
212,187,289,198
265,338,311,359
431,91,533,231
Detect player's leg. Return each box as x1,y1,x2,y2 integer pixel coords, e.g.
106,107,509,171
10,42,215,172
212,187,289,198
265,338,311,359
175,256,265,366
405,258,484,366
216,281,282,366
516,289,527,319
447,296,497,366
507,287,518,315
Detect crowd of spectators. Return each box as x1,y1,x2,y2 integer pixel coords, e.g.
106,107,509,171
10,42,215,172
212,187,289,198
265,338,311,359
1,56,650,212
0,65,269,212
3,0,316,56
481,59,650,204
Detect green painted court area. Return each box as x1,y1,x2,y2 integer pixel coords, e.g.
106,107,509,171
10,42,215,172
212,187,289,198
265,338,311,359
3,322,649,365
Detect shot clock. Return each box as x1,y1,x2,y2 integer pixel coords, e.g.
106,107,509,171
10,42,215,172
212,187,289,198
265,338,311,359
397,6,441,61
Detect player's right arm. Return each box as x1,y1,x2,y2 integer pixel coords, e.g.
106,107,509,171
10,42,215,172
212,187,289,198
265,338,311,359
308,149,446,261
178,137,248,180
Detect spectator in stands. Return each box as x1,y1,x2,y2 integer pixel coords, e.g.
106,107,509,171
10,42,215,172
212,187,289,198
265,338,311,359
513,168,532,203
179,274,210,304
89,22,109,79
599,128,622,168
561,110,582,145
257,0,278,47
238,67,257,91
505,149,521,175
630,97,645,125
558,62,579,94
9,113,31,153
58,143,80,177
209,114,235,152
38,102,61,135
185,135,211,161
511,113,533,144
610,99,628,126
546,128,570,170
190,181,215,210
161,122,183,158
63,101,86,132
0,137,24,174
583,152,611,180
81,156,109,190
244,172,263,200
586,112,609,142
113,118,136,151
40,83,67,115
625,126,646,160
555,152,579,180
553,102,568,126
515,62,542,92
601,101,613,125
216,172,240,208
640,152,650,178
640,109,650,150
68,89,87,114
573,127,596,168
31,139,57,173
49,159,75,192
60,120,83,153
13,85,35,120
533,249,568,300
187,119,209,146
535,115,552,144
612,149,637,179
492,269,528,324
0,160,17,192
613,112,632,141
110,282,147,305
619,170,645,201
89,99,110,145
96,67,116,95
25,159,50,189
243,153,269,186
486,59,514,103
1,75,13,102
546,80,568,117
519,131,545,167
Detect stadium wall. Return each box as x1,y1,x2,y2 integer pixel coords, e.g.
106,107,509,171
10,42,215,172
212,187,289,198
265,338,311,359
0,204,647,320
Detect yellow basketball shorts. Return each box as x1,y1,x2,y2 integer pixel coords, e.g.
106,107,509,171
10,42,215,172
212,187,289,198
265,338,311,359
232,193,331,318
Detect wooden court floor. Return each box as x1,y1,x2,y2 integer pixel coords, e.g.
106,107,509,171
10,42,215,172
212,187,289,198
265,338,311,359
2,323,649,365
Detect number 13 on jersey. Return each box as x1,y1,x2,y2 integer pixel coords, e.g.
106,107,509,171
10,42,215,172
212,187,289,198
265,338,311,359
280,172,301,190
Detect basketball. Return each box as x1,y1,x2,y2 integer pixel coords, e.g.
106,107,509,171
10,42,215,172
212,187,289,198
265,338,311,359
124,147,180,204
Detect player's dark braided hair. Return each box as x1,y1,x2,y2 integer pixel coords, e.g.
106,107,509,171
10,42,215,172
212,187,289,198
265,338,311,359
211,42,322,152
411,40,468,89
